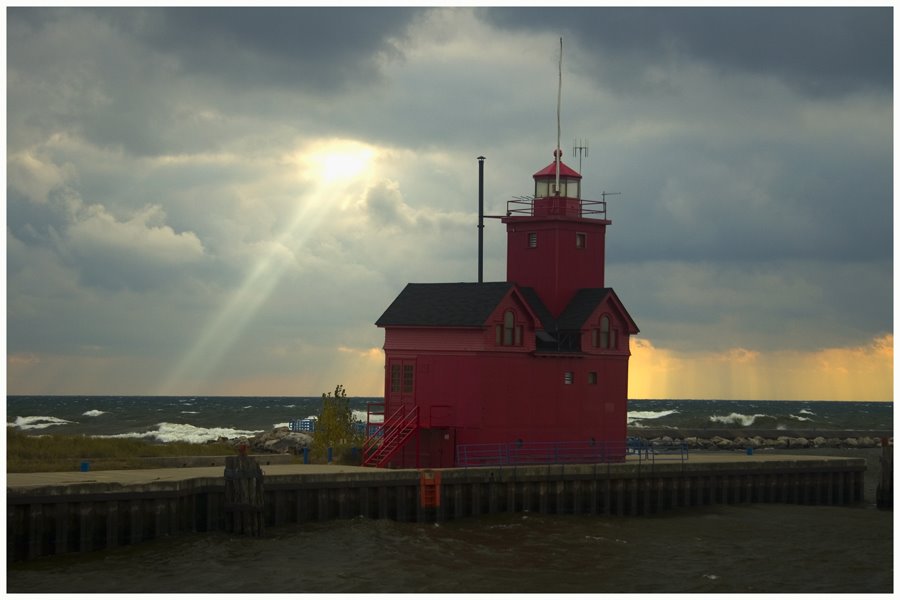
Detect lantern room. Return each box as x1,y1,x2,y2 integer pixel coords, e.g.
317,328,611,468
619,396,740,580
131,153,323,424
533,148,582,199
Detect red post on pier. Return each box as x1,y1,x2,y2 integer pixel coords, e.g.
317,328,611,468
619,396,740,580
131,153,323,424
419,470,442,508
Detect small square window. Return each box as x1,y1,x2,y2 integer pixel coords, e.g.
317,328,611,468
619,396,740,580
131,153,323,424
588,372,597,384
576,233,586,249
528,232,537,248
564,371,574,385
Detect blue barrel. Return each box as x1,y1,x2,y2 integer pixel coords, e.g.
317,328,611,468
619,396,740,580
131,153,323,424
746,447,754,456
79,461,90,472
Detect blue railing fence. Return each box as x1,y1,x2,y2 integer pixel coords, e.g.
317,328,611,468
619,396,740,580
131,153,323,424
456,437,689,467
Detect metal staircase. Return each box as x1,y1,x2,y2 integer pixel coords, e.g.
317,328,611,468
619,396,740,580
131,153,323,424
362,404,419,468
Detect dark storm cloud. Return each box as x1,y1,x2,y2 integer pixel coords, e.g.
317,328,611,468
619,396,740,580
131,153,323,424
119,7,420,91
482,7,891,97
7,7,423,156
607,136,893,264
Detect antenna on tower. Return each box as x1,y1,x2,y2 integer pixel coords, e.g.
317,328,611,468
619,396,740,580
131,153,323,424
573,138,589,173
554,36,563,195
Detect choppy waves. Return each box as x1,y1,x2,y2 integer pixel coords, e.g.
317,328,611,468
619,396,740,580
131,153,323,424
6,398,892,442
709,412,771,427
627,409,679,427
8,416,75,430
100,423,263,444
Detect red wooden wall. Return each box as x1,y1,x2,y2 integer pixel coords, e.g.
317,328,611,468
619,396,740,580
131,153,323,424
504,216,610,316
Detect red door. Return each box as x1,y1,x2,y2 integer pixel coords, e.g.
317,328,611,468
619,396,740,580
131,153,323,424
419,428,456,468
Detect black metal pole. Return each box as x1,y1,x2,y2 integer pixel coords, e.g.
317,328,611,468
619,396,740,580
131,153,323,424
477,156,485,283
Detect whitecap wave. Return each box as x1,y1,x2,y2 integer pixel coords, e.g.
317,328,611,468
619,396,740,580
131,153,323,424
627,409,678,425
98,422,262,444
798,408,816,416
709,413,768,427
789,414,813,422
180,411,199,414
10,416,75,430
82,410,106,417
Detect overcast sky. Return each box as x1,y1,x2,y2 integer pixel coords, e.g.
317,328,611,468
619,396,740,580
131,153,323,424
6,7,893,400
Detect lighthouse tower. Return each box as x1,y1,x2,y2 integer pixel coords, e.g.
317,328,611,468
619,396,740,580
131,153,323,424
503,149,611,316
371,151,638,469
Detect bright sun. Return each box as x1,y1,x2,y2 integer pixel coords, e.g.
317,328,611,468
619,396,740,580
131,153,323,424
304,139,376,184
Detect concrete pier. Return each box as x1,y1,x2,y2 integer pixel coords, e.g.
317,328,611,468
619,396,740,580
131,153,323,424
7,453,865,562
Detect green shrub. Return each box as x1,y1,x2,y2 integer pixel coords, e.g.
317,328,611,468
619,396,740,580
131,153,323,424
311,384,365,464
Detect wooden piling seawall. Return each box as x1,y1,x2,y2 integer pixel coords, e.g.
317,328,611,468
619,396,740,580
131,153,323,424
8,454,866,562
876,440,892,510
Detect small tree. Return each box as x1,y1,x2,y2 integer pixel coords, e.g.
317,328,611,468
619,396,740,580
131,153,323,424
312,384,364,463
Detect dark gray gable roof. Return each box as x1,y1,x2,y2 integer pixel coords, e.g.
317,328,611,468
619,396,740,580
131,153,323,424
518,287,557,332
556,288,613,330
376,282,514,327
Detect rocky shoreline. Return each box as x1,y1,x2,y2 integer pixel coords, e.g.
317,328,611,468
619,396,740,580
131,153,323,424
630,427,891,451
637,433,888,451
217,426,892,455
216,426,313,455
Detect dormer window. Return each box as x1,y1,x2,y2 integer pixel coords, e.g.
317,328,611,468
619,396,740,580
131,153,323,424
496,310,523,346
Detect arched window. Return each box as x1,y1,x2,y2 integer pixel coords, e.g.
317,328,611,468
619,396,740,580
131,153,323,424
593,315,617,350
496,310,523,346
504,310,515,345
600,315,611,349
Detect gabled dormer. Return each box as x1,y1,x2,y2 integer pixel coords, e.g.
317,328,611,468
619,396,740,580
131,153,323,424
484,286,541,352
564,289,639,355
532,288,639,355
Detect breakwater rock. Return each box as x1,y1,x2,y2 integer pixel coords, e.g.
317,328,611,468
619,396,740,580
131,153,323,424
217,427,313,455
636,432,890,451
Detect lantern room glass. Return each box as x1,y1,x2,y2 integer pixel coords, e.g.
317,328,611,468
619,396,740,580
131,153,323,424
534,177,580,198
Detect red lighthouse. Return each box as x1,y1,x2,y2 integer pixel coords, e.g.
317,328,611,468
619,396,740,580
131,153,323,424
366,151,638,469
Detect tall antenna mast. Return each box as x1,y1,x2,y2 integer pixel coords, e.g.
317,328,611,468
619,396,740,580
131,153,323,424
573,138,589,173
555,36,563,195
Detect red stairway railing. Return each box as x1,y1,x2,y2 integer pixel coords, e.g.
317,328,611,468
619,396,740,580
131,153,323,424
362,405,419,468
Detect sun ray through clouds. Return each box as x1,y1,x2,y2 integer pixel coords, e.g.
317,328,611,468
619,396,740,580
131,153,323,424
158,139,378,395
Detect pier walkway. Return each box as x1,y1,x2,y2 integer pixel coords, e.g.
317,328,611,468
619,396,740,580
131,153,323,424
6,451,856,490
